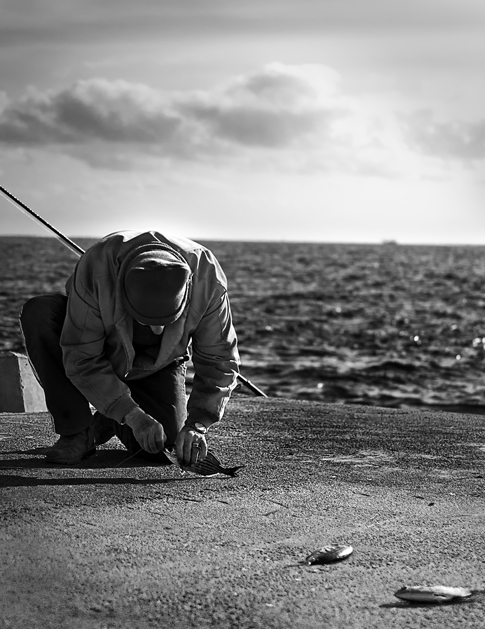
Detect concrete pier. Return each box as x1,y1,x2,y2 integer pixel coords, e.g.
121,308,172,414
1,397,484,628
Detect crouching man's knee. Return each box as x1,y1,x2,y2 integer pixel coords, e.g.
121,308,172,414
20,294,68,340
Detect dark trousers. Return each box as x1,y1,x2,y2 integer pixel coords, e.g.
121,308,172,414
20,294,187,454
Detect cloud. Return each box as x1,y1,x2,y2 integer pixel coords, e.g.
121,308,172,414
0,64,352,162
1,63,484,176
2,0,482,47
179,63,348,149
0,79,182,145
402,110,485,160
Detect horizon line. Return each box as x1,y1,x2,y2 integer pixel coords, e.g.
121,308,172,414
1,233,484,248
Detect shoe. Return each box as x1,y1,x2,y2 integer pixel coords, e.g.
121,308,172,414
44,426,96,465
92,412,116,445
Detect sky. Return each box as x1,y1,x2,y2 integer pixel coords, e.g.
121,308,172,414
1,0,484,244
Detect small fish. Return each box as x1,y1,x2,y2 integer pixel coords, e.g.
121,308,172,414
163,448,244,477
394,585,473,604
305,544,353,565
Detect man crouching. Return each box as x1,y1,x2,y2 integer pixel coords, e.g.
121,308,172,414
20,230,240,468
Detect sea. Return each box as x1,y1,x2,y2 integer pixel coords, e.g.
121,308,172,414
1,236,485,413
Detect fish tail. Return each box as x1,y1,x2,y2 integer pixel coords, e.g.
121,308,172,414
193,452,245,477
223,465,245,477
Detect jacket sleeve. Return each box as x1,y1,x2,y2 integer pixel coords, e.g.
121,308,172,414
60,278,139,422
187,288,240,427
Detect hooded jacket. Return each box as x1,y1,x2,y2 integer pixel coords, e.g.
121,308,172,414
60,230,240,427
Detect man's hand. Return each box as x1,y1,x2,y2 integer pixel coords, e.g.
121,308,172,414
175,426,208,468
123,408,166,453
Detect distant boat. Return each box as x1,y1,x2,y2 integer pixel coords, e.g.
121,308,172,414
382,239,398,246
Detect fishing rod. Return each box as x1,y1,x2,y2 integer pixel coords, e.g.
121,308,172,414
0,185,84,257
0,184,267,398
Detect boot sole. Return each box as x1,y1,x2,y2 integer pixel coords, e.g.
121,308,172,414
45,446,96,465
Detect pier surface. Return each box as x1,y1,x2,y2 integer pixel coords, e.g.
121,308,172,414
1,397,484,629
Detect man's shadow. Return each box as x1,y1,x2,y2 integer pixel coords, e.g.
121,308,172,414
0,445,206,487
1,445,147,467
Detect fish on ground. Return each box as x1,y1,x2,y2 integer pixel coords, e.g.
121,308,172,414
163,448,245,477
305,544,353,565
394,585,473,604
